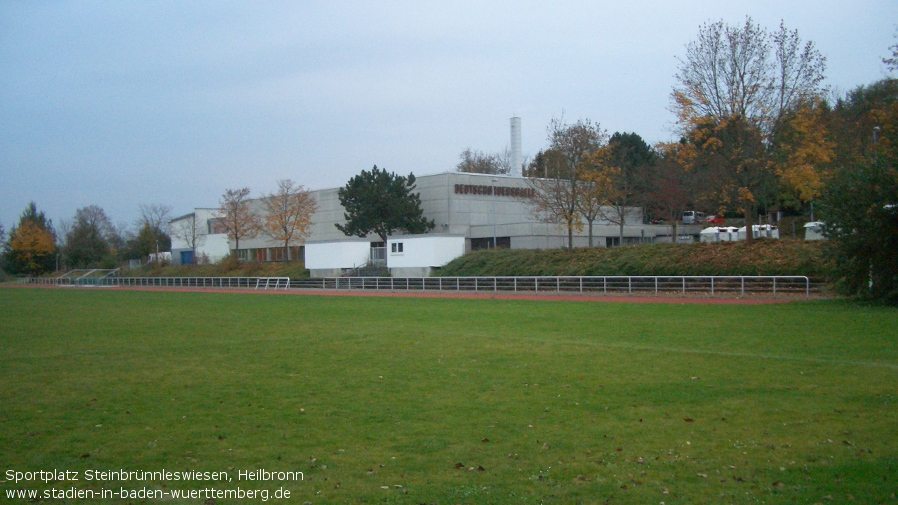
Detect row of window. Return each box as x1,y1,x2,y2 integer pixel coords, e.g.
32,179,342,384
236,246,305,262
471,237,511,251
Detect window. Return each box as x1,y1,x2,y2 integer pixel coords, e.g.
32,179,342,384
471,237,510,250
269,247,286,262
391,242,403,253
208,218,227,234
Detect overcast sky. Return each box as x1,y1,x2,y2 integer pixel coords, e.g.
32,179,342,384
1,1,895,231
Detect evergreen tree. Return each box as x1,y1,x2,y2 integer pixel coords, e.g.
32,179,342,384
336,166,434,244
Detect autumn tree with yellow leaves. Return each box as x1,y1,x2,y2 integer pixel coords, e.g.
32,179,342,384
671,17,827,240
3,202,57,275
576,148,615,247
774,101,836,205
261,179,317,262
9,221,56,275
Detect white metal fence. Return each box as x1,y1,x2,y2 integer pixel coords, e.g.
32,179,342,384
22,276,292,290
20,275,818,297
295,275,816,297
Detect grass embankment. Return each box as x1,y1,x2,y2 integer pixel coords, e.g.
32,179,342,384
126,257,310,279
436,239,831,278
1,288,896,503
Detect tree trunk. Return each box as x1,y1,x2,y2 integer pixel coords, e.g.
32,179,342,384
744,204,754,243
588,220,594,248
672,220,679,245
567,221,574,250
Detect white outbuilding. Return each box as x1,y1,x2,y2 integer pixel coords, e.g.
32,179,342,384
804,222,825,240
737,224,779,240
699,226,739,243
386,235,466,277
304,239,374,278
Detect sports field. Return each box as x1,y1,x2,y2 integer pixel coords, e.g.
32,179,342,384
1,287,896,504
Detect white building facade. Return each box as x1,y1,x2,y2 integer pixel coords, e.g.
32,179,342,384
169,208,231,265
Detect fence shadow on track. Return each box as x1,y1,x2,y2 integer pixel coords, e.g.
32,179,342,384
21,275,821,298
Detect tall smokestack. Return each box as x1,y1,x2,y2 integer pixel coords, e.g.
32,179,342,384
510,116,522,177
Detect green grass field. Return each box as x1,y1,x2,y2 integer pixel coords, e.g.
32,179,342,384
1,288,896,504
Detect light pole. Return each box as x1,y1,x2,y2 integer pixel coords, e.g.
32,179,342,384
869,127,881,291
491,178,498,249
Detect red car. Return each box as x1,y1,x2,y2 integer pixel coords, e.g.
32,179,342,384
707,215,726,224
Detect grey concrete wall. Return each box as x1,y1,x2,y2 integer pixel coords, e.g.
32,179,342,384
216,172,694,256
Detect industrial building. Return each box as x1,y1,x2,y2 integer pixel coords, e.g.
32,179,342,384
169,116,702,276
169,171,701,277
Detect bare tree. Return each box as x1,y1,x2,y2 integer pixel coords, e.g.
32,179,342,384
649,146,695,244
219,188,259,257
524,176,583,249
137,204,172,231
170,214,207,264
883,29,898,73
524,117,607,249
260,179,317,262
771,22,828,129
672,17,826,136
456,148,510,175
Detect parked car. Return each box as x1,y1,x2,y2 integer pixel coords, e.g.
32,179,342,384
707,215,726,224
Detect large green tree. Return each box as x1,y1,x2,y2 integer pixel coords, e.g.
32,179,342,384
819,78,898,303
598,132,657,242
64,205,116,269
336,166,434,244
3,202,57,275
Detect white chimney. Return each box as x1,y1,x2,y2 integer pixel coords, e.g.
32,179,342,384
510,116,522,177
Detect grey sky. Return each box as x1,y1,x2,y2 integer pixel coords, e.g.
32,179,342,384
1,1,895,231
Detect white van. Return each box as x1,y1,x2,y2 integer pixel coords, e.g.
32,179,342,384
682,211,705,224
